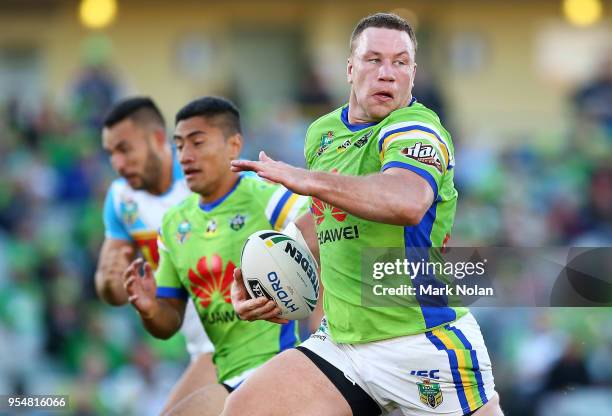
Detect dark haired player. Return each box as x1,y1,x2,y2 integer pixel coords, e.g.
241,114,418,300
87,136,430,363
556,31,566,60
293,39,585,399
95,97,217,413
122,97,310,415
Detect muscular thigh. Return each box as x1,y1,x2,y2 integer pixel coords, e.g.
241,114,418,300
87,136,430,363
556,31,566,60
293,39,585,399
162,353,217,413
222,349,352,416
166,384,229,416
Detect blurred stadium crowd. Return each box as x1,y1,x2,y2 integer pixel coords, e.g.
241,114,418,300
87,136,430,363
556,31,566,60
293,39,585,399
0,56,610,415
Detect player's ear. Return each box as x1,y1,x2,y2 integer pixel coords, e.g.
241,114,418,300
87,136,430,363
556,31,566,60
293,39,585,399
151,127,167,150
347,57,353,84
227,133,243,159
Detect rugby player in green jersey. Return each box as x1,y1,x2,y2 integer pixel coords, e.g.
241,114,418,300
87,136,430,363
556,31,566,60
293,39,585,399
123,97,309,415
226,13,503,416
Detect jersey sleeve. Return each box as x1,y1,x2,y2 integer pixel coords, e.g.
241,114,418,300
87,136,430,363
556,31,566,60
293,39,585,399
304,124,317,170
103,186,131,241
263,185,310,231
378,121,453,200
155,228,189,300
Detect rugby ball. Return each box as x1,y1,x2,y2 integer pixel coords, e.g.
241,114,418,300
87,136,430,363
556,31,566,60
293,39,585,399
241,230,319,320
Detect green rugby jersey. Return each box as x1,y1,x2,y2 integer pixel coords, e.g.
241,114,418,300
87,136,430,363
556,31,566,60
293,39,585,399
155,174,308,382
305,98,467,343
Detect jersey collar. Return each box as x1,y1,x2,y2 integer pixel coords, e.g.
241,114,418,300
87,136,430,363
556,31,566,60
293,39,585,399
341,97,417,132
199,175,243,212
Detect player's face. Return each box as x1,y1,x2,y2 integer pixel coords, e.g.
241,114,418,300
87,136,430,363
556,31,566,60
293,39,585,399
174,116,242,196
102,119,163,191
348,27,416,121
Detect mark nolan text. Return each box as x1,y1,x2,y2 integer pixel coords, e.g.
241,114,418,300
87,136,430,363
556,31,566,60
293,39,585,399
373,284,494,297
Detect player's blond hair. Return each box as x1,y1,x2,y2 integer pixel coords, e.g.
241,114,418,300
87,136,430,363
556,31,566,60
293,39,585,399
350,12,418,54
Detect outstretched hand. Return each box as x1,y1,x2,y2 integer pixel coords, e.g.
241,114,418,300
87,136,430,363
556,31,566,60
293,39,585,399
123,258,158,319
231,151,312,196
230,267,289,325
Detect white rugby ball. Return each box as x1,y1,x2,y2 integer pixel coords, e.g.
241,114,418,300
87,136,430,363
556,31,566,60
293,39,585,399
241,230,319,320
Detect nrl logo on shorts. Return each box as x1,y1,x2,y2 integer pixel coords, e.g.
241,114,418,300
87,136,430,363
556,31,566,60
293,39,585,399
316,131,334,157
401,142,443,173
417,379,443,409
176,220,191,244
229,214,246,231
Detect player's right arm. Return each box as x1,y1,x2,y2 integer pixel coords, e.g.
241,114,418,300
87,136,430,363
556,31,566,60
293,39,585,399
95,239,135,305
124,257,186,339
231,212,322,326
232,182,315,324
127,224,190,339
231,268,287,324
97,184,136,305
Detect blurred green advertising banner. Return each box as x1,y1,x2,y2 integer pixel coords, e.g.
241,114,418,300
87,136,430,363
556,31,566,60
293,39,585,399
360,247,612,308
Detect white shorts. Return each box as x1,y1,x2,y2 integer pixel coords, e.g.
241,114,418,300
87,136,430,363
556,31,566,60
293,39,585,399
181,299,215,361
300,312,495,415
222,367,260,390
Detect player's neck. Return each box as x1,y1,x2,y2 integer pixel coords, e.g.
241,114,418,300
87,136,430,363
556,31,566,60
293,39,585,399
347,93,413,124
150,151,174,195
348,92,375,124
199,172,240,205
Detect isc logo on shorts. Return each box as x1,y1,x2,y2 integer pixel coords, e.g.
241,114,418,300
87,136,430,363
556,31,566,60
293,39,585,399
410,369,440,379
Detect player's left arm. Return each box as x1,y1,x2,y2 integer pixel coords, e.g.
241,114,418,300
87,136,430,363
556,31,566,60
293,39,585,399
232,152,433,226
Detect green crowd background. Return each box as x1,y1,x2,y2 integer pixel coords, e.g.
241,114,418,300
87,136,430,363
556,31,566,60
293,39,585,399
0,1,610,415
